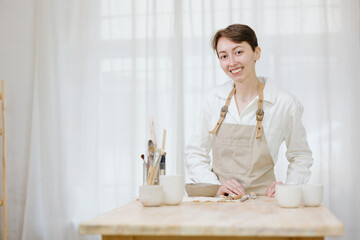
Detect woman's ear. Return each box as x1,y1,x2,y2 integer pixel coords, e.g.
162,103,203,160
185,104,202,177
254,46,261,61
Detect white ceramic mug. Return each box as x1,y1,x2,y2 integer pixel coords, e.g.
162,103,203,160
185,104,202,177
159,175,184,205
301,184,323,207
139,185,163,207
276,184,302,208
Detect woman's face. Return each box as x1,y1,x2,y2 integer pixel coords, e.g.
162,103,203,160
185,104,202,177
217,37,261,83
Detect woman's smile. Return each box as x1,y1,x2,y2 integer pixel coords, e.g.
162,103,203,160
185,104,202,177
230,67,244,74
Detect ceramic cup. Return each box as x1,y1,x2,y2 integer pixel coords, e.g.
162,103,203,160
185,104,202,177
159,175,184,205
276,184,302,208
301,184,323,207
139,185,163,207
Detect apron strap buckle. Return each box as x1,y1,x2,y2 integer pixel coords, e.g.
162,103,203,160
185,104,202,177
256,109,264,121
220,105,228,117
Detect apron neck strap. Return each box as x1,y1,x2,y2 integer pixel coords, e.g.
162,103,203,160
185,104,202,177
209,85,236,134
256,82,265,138
209,81,265,137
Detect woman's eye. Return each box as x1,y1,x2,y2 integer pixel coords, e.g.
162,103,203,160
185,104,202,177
220,55,227,59
236,50,243,55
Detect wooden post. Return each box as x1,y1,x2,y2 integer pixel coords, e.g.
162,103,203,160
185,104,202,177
1,80,7,240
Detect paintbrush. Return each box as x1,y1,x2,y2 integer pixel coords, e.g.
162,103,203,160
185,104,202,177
146,140,155,184
148,150,162,185
159,153,166,176
161,129,167,153
159,129,167,176
151,130,168,184
148,139,155,166
151,152,162,185
141,154,147,186
141,154,146,164
148,116,157,149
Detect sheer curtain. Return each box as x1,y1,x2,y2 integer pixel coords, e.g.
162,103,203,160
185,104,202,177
21,1,101,239
1,0,358,239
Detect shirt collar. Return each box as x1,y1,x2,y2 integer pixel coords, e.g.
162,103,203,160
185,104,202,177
215,76,277,104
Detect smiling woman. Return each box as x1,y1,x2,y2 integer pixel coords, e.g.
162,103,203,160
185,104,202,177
2,0,359,239
185,24,313,197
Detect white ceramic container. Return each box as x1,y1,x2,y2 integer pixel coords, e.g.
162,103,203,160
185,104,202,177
276,184,302,208
159,175,184,205
301,184,323,207
139,185,163,207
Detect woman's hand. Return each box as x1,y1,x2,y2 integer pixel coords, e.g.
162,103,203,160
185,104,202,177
266,181,283,197
216,179,246,196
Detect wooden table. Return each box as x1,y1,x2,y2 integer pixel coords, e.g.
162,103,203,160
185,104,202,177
79,196,344,240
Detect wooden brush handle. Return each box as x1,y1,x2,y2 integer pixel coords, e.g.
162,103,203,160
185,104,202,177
162,129,167,151
148,117,157,147
147,166,156,185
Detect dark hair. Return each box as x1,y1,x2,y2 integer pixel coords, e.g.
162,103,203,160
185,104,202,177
211,24,258,54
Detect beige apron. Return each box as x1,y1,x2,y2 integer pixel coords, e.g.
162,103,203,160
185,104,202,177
209,82,275,195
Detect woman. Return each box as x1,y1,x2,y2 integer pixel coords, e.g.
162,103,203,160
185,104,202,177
185,24,313,197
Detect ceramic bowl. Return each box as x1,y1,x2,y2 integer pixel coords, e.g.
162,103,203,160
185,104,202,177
185,183,221,197
301,184,323,207
276,184,302,208
139,185,163,207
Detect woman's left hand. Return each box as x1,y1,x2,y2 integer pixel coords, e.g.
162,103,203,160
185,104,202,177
266,181,283,197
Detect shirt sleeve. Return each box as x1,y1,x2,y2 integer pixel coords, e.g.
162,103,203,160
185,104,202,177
284,99,313,184
185,92,221,185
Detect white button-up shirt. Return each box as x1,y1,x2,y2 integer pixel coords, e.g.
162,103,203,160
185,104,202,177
185,77,313,185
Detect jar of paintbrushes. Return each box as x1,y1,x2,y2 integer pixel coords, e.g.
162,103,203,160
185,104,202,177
141,128,167,186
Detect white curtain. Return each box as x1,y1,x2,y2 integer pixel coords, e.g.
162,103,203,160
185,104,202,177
0,0,359,239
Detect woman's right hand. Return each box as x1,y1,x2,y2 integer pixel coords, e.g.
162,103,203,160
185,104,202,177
216,179,246,196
